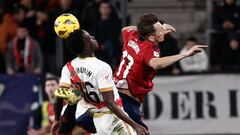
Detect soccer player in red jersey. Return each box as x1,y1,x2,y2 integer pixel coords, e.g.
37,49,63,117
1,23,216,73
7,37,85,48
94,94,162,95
114,13,207,129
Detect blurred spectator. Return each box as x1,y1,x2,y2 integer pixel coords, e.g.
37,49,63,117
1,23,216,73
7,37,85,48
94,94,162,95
81,0,101,31
50,0,80,20
90,0,121,67
28,77,59,135
158,34,181,75
81,0,120,33
0,6,25,58
220,35,240,72
0,13,18,57
19,0,36,18
81,0,121,68
35,10,56,74
72,0,94,14
18,0,42,38
211,0,240,71
213,0,240,31
6,21,43,75
180,37,208,73
50,0,81,70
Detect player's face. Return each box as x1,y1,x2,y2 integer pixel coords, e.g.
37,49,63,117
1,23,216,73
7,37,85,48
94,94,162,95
17,27,28,39
83,31,98,51
152,22,165,43
152,22,175,43
45,80,59,100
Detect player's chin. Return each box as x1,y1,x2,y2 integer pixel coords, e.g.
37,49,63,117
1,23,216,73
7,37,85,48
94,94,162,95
157,37,165,43
94,42,99,49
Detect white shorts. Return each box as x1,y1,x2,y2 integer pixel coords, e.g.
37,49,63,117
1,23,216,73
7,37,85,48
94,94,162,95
93,111,136,135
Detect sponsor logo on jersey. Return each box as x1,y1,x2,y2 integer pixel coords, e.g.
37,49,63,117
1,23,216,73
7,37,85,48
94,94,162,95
105,74,110,80
127,40,140,54
154,51,160,57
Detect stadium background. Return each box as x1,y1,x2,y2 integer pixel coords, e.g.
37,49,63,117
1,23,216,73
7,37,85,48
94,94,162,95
0,0,240,135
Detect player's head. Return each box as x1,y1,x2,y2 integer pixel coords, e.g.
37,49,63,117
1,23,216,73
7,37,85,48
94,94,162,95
45,77,59,102
137,13,163,43
66,29,98,57
137,13,175,43
17,20,29,39
224,0,236,6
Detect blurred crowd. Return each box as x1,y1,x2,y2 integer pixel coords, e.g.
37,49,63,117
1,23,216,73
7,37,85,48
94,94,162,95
0,0,239,77
0,0,122,76
211,0,240,72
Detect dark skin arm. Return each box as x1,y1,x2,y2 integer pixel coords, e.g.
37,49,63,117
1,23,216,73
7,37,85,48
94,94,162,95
102,90,149,135
54,97,63,121
51,89,64,135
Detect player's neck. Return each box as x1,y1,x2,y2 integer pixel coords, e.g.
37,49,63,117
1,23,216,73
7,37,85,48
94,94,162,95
78,53,95,59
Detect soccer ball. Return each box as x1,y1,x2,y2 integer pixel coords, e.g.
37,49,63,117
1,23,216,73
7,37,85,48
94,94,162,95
54,13,80,39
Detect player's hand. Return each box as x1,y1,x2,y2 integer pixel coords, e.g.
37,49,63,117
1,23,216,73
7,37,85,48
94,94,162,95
162,23,176,34
182,45,208,57
34,68,42,74
6,68,14,75
51,120,60,135
133,123,150,135
27,128,40,135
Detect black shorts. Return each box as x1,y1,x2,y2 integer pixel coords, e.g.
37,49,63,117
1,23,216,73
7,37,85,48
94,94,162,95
59,104,96,134
75,109,96,133
58,104,76,134
119,92,148,129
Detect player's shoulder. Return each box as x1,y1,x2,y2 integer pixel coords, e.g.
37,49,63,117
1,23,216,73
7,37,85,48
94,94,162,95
92,58,112,75
141,41,159,52
61,57,78,72
124,29,138,39
95,58,112,70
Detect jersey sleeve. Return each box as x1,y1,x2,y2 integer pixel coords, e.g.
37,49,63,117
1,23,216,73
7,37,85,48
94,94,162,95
96,63,114,92
122,28,135,44
144,45,160,66
59,65,71,88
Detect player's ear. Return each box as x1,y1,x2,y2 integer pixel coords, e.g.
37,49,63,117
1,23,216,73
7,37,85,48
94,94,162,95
148,35,155,42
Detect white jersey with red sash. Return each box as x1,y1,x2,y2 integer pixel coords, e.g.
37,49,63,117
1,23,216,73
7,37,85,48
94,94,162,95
60,57,135,135
59,57,122,112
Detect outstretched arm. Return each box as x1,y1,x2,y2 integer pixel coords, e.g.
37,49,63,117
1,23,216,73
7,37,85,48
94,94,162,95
149,45,208,70
122,26,137,31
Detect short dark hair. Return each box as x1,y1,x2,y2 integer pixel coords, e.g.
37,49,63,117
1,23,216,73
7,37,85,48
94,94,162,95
45,77,59,84
137,13,159,39
187,36,197,42
65,29,85,55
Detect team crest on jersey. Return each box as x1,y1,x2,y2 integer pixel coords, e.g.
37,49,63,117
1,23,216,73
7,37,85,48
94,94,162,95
127,40,140,54
154,51,160,57
105,74,110,80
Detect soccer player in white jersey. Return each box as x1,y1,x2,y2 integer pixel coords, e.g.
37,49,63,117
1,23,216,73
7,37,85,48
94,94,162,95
52,29,149,135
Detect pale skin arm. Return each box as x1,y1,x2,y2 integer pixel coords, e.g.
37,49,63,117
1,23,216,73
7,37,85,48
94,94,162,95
122,23,176,33
149,45,208,70
28,126,50,135
122,26,137,31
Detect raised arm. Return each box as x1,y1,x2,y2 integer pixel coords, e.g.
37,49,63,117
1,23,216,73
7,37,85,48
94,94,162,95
149,45,208,70
122,26,137,31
